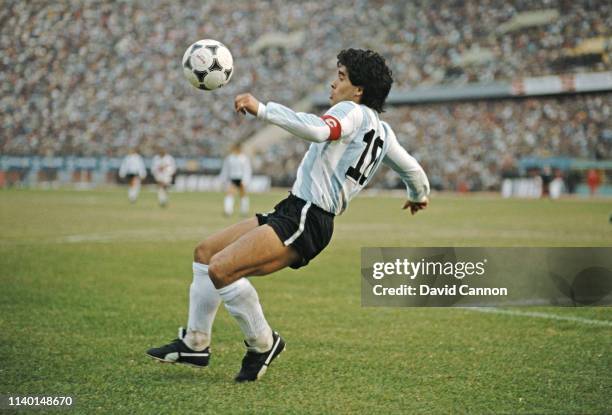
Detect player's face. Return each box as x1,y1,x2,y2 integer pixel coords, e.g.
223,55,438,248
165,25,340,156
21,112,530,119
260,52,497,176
330,65,363,105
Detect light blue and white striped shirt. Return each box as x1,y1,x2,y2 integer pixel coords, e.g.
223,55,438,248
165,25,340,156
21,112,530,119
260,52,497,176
257,100,429,215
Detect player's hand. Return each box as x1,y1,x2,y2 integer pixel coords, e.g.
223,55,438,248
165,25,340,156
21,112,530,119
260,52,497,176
234,93,260,116
403,197,428,215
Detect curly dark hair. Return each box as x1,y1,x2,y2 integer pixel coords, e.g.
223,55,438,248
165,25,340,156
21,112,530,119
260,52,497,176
337,49,393,113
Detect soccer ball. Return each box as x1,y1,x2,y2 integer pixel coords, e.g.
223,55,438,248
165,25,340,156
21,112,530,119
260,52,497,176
182,39,233,91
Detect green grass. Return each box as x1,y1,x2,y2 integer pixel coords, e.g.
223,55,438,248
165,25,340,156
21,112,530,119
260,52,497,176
1,188,611,414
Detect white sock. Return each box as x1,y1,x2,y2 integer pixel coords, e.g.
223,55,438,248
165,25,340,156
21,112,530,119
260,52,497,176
128,186,137,202
240,196,249,215
224,195,234,215
217,278,273,353
158,188,168,205
184,262,221,351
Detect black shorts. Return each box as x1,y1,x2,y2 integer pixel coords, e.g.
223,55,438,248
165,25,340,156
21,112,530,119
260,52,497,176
231,179,242,187
256,193,335,269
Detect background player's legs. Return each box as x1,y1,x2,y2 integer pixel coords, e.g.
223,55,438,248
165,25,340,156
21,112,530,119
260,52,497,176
208,225,300,352
157,183,168,207
185,217,260,350
224,185,236,216
128,177,141,203
239,184,249,216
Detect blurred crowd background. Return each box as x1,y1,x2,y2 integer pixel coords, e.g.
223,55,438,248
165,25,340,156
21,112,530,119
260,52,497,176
1,0,611,190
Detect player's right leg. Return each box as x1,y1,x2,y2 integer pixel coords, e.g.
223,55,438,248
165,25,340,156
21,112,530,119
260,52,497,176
146,218,259,367
205,224,299,381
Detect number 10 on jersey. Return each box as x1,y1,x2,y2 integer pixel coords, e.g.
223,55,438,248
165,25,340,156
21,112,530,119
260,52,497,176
346,129,384,185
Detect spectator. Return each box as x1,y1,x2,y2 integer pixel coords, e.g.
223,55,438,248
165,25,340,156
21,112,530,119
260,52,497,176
587,168,601,196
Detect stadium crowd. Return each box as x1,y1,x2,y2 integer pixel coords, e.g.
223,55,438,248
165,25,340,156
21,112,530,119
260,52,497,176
1,0,610,189
386,93,612,191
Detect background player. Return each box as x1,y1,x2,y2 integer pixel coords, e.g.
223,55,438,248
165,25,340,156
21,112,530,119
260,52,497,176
219,143,252,216
147,49,430,382
118,147,147,204
152,147,177,207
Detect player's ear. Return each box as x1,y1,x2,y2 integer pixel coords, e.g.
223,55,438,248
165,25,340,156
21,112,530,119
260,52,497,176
354,86,363,100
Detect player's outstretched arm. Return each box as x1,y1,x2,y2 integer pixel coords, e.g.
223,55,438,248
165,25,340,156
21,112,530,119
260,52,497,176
235,93,358,143
382,129,430,215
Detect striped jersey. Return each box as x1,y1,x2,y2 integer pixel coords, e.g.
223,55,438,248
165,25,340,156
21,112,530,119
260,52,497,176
119,153,146,179
152,153,176,184
257,100,429,215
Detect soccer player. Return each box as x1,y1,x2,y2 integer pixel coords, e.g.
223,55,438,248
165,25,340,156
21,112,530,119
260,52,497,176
152,147,177,207
147,49,430,382
220,143,252,216
118,147,147,203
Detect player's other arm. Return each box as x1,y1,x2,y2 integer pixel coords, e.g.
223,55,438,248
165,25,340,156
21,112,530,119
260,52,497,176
234,93,359,143
383,132,430,215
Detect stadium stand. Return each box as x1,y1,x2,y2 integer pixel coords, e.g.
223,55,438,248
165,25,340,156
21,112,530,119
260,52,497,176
1,1,610,189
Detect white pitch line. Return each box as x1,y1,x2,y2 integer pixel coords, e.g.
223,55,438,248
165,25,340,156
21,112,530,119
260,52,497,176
0,227,214,245
466,307,612,327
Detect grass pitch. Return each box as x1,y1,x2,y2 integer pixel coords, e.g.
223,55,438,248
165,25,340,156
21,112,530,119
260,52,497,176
1,188,611,414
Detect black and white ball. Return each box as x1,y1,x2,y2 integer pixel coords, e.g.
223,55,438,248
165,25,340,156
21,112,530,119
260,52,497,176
182,39,233,91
